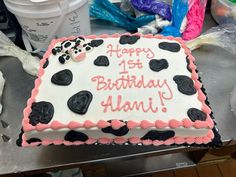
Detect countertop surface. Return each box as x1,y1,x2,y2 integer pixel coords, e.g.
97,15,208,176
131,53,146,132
0,13,236,175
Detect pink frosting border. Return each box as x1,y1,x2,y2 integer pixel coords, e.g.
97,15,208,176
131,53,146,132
22,33,214,146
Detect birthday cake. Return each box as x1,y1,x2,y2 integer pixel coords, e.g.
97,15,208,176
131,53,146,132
21,34,220,147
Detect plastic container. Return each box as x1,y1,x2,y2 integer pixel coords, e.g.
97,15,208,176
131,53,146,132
4,0,91,52
211,0,236,25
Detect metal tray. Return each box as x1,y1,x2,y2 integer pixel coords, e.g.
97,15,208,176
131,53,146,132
0,13,236,176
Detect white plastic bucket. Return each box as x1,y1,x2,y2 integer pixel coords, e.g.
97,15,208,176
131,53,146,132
4,0,91,52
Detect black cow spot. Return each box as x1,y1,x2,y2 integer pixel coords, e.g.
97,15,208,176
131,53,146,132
141,130,175,141
173,75,196,95
58,54,71,64
43,59,49,69
64,41,72,48
52,48,57,55
186,56,192,72
51,69,73,86
64,130,88,142
119,35,140,45
94,56,110,67
187,108,207,122
52,46,62,55
26,138,42,144
58,56,65,64
75,40,82,47
29,101,54,126
89,39,104,47
70,37,84,47
159,42,181,52
101,120,129,136
68,90,93,115
149,59,168,72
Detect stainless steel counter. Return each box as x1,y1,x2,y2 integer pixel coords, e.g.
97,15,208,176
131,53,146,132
0,13,236,176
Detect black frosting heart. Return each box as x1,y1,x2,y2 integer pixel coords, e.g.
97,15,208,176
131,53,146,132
67,90,93,115
149,59,169,72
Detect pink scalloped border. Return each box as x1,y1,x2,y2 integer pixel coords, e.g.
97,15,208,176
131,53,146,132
22,33,214,146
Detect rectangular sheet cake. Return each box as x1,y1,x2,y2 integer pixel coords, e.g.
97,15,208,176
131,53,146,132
21,34,221,147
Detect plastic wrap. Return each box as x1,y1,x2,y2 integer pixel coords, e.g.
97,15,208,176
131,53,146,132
0,31,39,76
90,0,155,31
130,0,172,20
0,30,39,114
187,23,236,54
182,0,208,40
161,0,189,37
0,72,5,115
211,0,236,25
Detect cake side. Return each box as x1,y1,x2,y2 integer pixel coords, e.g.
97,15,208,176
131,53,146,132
21,34,217,147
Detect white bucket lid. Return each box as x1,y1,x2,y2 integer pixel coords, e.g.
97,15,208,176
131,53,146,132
4,0,88,18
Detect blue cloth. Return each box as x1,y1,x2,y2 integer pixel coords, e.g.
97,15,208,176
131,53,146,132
90,0,155,31
161,0,188,37
131,0,172,21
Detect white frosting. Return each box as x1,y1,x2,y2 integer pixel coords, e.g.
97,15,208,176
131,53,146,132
36,37,202,124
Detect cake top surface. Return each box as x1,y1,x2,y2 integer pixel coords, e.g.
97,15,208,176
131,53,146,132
22,34,213,131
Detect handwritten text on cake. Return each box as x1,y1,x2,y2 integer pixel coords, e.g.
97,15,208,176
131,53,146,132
91,44,173,113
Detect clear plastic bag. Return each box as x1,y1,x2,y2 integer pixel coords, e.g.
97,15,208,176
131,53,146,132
0,31,39,76
187,23,236,54
0,30,39,114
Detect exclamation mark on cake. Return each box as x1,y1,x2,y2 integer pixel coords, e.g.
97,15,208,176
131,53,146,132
158,91,167,113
